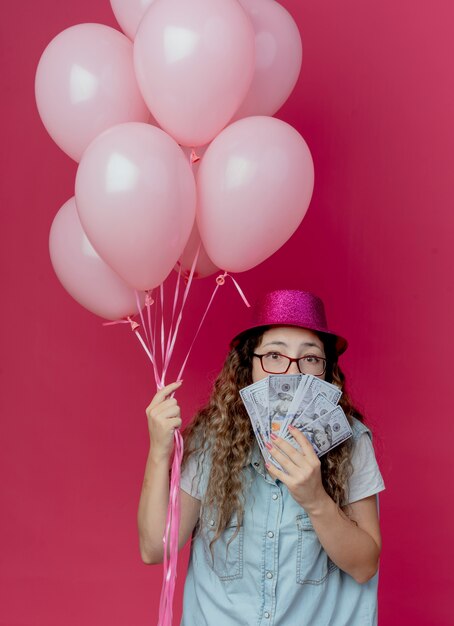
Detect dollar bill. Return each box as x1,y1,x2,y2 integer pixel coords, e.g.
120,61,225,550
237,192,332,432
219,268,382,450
283,392,337,437
287,405,352,458
281,375,342,437
302,375,342,406
239,385,271,463
268,374,302,438
240,375,348,469
278,375,310,435
250,378,271,442
240,379,285,470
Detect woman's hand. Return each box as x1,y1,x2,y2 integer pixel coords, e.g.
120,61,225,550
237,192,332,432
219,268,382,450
145,380,183,463
267,427,382,583
265,425,330,514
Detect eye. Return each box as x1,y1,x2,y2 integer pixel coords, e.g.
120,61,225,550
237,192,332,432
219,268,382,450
303,354,322,363
264,352,284,361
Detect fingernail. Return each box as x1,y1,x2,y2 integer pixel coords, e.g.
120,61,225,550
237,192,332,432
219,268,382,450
177,380,183,384
265,442,273,450
270,433,278,440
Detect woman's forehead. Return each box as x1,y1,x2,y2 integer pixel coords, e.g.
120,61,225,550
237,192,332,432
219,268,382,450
258,325,324,348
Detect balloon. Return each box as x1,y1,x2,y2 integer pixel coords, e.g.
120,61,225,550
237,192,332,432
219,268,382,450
35,23,149,162
110,0,155,40
180,144,208,172
49,197,145,320
196,116,314,273
134,0,255,147
75,122,196,291
174,221,219,279
231,0,302,121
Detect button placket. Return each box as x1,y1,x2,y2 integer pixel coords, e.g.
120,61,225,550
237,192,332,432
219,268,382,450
261,488,280,625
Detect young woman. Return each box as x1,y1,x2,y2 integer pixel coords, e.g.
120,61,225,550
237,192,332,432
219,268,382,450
138,290,385,625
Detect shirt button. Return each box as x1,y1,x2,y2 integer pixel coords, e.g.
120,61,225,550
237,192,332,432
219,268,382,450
266,571,273,579
264,612,270,619
253,461,260,467
272,493,278,501
209,520,215,527
267,531,274,538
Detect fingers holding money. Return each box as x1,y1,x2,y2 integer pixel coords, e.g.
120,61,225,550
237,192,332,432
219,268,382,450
266,429,318,469
265,429,326,512
287,426,321,464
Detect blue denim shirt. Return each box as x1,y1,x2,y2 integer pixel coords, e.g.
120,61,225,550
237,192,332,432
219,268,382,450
181,418,381,626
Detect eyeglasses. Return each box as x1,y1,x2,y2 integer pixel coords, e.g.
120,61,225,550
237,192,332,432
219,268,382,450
253,352,327,376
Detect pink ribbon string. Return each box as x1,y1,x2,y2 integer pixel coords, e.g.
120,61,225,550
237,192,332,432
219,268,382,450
176,271,250,382
134,290,151,352
152,292,158,373
216,271,251,308
163,269,182,373
131,292,161,388
145,291,161,389
161,245,200,383
102,316,161,385
158,428,183,626
102,316,140,332
159,284,166,383
145,291,155,354
103,270,250,626
175,281,220,383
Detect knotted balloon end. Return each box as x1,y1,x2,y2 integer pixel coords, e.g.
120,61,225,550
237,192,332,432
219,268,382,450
102,316,141,330
216,271,250,307
216,272,227,286
126,316,140,331
145,291,155,307
190,149,201,164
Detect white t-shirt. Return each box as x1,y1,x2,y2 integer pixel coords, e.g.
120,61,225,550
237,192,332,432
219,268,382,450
180,431,385,504
347,431,385,503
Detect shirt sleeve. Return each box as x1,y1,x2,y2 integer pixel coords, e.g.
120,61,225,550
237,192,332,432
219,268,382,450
347,432,386,504
180,452,203,500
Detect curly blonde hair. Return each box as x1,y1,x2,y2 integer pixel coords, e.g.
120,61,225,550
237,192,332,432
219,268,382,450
181,326,365,550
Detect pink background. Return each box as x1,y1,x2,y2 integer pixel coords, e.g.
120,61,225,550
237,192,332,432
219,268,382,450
1,1,452,624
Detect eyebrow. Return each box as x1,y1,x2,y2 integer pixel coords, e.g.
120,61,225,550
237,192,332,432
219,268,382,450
261,341,324,351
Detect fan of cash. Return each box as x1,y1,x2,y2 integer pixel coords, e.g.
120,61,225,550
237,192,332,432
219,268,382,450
240,374,353,467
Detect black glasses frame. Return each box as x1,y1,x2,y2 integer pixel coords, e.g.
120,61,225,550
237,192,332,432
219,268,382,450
253,352,327,375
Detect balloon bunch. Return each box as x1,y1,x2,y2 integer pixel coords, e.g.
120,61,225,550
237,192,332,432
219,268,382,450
35,0,314,623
